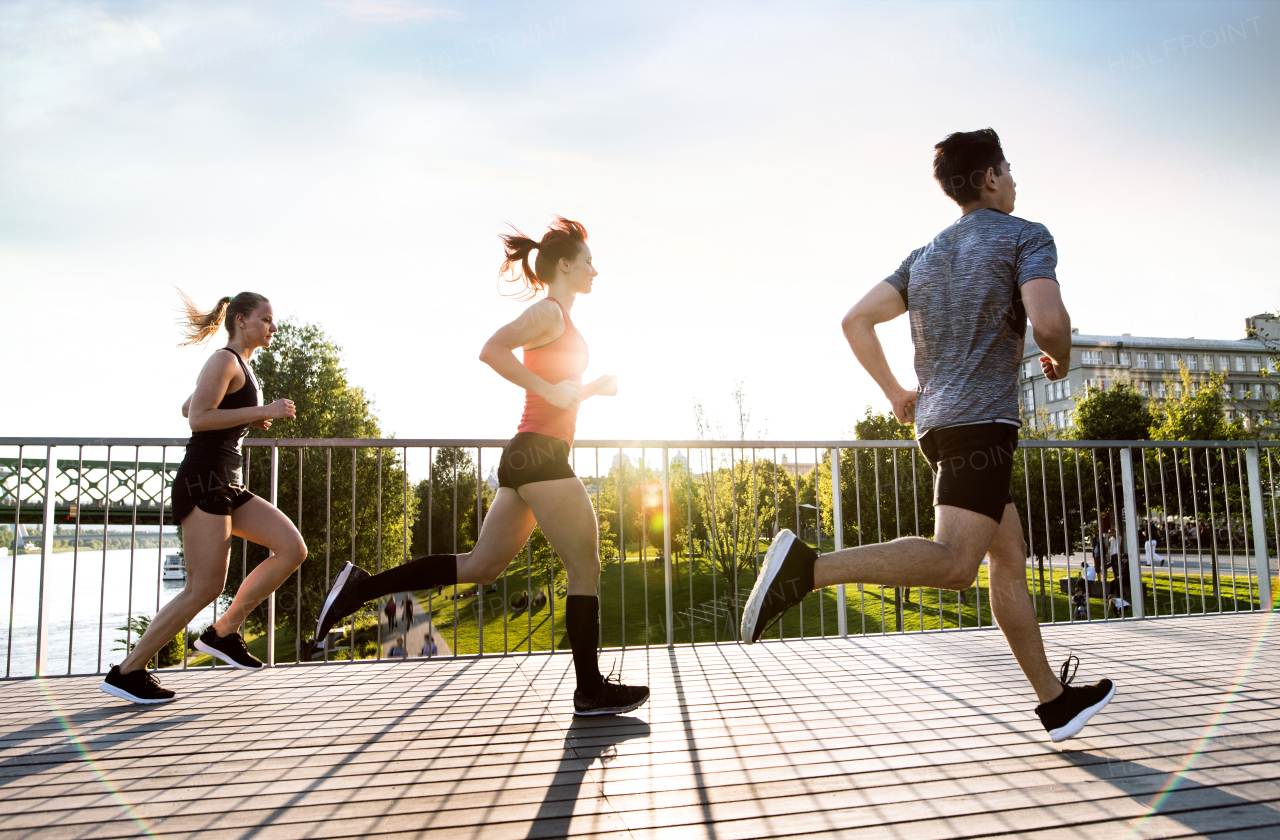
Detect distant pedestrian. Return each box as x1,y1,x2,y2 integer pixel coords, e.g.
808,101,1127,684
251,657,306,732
384,597,397,630
1145,537,1164,567
401,594,414,628
390,636,407,658
1072,583,1088,621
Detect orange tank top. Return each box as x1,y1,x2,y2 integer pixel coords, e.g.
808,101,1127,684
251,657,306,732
517,298,589,445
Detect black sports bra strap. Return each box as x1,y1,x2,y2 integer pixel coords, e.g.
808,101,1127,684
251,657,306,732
221,347,258,389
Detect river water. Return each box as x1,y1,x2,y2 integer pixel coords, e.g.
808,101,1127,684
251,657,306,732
1,548,217,677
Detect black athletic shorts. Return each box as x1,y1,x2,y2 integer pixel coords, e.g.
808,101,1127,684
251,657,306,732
170,467,256,525
497,432,576,489
917,422,1018,523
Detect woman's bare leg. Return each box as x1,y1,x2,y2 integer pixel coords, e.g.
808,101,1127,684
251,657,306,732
457,487,538,584
515,477,600,594
119,509,231,674
214,497,307,635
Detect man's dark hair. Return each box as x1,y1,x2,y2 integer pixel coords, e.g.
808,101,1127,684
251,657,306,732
933,128,1006,206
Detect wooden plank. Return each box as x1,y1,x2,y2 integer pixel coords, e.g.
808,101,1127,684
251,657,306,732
0,613,1273,839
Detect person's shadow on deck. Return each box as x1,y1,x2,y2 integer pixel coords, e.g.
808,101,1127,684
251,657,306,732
524,715,649,839
1061,746,1277,832
0,706,203,782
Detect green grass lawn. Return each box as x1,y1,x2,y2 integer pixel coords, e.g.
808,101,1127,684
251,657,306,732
387,545,1271,656
174,542,1272,667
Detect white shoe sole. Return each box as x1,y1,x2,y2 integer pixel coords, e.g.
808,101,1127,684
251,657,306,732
1049,682,1117,743
98,680,175,704
739,529,796,644
315,562,356,639
193,638,263,671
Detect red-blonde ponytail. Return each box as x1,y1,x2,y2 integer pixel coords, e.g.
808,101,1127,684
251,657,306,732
498,216,588,300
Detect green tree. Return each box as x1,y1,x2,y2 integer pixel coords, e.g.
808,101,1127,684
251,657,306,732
1149,367,1242,442
1072,380,1152,441
411,448,488,557
224,320,413,657
115,615,186,669
830,408,932,547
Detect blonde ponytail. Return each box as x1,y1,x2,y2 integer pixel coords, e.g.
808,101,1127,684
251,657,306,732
176,289,269,346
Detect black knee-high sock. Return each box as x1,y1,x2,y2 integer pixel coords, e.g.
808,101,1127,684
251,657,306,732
566,595,604,694
354,554,457,604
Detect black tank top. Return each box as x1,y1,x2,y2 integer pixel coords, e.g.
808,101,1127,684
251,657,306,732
177,348,261,486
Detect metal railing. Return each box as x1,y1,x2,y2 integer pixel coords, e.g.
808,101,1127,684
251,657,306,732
2,437,1276,678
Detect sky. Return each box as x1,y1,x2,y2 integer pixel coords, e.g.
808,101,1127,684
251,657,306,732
2,0,1277,443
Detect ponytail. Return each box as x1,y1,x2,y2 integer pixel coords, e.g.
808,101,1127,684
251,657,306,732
498,216,588,300
176,289,269,346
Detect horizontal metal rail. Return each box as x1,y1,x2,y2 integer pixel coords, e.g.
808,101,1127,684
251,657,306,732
2,437,1275,679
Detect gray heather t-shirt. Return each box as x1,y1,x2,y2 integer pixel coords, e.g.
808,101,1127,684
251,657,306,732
882,208,1058,438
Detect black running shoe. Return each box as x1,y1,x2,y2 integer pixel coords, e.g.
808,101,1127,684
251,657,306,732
574,673,650,716
193,626,263,671
740,529,817,643
1035,654,1116,742
313,561,371,649
99,665,176,704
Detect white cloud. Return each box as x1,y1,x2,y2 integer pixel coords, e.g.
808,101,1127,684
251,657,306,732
1,0,1276,443
330,1,464,24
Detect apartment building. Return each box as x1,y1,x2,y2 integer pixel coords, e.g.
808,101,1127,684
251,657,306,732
1021,313,1278,431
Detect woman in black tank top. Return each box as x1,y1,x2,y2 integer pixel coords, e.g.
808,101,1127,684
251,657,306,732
99,292,308,705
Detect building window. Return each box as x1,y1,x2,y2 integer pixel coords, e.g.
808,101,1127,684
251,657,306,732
1045,384,1053,404
1154,353,1165,370
1023,361,1035,379
1173,383,1183,397
1237,383,1248,399
1023,388,1034,410
1120,352,1131,366
1156,382,1166,398
1082,350,1103,364
1250,356,1261,372
1219,355,1230,370
1140,381,1151,396
1063,380,1071,397
1187,355,1198,370
1233,355,1244,371
1204,355,1214,370
1137,353,1148,369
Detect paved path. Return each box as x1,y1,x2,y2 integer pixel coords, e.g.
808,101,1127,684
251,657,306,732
378,592,452,659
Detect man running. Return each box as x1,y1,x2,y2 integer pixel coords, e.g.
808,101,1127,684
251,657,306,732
741,128,1115,743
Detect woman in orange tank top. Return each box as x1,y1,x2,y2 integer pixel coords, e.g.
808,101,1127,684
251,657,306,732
309,217,648,716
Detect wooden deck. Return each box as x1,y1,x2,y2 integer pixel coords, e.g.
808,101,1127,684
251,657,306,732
1,613,1277,840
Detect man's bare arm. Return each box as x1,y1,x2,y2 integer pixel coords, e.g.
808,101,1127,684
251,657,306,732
1021,278,1072,381
841,282,916,424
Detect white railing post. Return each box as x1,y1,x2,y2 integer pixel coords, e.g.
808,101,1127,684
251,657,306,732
1119,447,1145,619
267,443,278,666
1245,447,1274,612
662,448,674,648
830,447,846,637
35,446,57,677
